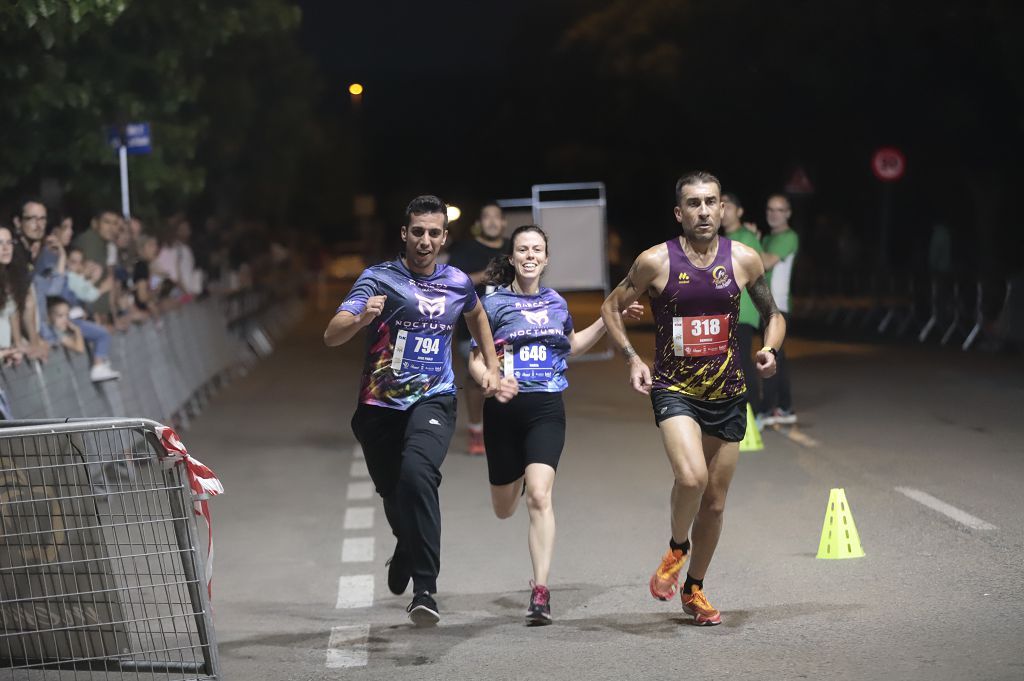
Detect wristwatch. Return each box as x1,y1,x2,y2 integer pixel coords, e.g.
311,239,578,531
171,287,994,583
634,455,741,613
760,346,777,357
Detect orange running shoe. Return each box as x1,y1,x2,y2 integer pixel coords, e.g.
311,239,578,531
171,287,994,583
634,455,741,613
649,547,687,600
467,428,485,456
681,585,721,625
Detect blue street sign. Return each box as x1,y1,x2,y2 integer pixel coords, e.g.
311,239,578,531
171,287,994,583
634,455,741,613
106,122,152,155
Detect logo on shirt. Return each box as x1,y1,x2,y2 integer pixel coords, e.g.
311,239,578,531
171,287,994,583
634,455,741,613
712,265,732,290
678,272,691,284
415,293,446,319
521,308,549,326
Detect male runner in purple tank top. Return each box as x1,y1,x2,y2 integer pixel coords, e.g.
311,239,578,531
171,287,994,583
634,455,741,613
601,171,786,625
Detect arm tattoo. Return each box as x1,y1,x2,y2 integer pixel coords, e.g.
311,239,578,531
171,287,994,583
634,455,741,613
622,344,638,361
617,261,640,293
747,274,779,319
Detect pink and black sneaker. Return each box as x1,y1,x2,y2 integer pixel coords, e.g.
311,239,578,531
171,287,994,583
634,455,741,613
526,582,552,625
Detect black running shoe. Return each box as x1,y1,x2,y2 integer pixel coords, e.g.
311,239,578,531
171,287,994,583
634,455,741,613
526,582,552,625
386,546,411,595
407,591,440,627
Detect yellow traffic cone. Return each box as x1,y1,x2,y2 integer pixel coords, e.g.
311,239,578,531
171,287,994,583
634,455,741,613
739,403,763,452
816,488,865,559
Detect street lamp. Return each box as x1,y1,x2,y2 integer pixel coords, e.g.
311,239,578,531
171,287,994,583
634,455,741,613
348,83,364,96
447,205,462,222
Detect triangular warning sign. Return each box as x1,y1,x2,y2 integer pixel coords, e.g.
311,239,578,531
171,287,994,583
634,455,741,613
785,167,814,195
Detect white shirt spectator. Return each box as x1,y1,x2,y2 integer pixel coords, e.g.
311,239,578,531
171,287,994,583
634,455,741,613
154,242,203,295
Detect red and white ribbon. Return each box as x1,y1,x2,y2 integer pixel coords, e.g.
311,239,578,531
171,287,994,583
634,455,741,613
155,426,224,599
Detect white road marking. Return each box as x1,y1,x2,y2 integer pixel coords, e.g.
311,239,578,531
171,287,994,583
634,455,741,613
352,443,364,460
342,537,375,563
347,481,374,500
349,460,369,479
336,574,375,608
895,487,997,530
344,506,374,530
326,624,369,668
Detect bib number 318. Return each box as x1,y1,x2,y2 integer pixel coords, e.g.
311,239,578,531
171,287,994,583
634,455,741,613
673,314,729,357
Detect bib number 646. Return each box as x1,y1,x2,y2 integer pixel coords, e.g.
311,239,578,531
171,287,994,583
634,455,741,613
519,345,547,362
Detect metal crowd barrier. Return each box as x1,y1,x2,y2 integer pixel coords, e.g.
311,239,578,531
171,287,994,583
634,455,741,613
0,295,306,424
793,272,1016,351
1,418,217,679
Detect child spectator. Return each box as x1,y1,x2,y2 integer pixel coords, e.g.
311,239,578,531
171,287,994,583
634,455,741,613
45,296,120,382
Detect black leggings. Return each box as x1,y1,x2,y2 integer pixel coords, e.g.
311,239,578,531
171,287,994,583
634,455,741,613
483,392,566,486
350,394,456,594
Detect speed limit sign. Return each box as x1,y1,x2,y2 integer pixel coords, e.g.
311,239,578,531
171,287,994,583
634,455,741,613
871,147,906,182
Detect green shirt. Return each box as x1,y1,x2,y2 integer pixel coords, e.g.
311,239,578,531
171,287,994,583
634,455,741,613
727,230,763,327
762,229,799,313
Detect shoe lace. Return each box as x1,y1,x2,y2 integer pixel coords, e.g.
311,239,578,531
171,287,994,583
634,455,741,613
406,591,432,613
529,581,550,607
658,549,684,578
687,587,714,611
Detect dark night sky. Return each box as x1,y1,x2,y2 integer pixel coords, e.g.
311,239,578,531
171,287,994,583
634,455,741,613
297,1,1024,275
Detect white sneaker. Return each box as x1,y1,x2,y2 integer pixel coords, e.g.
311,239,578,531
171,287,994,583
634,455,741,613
90,362,121,382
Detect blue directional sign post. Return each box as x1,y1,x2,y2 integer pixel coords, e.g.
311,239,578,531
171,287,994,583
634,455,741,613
106,122,152,219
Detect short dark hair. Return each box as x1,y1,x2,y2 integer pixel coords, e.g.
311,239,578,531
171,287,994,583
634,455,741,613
480,201,502,215
45,296,69,312
722,192,742,210
675,171,722,204
405,195,448,229
16,197,46,219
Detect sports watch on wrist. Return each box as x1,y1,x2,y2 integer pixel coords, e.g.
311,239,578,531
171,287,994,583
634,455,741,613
760,346,777,357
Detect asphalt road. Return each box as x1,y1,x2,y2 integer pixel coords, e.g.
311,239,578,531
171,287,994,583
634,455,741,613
182,307,1024,681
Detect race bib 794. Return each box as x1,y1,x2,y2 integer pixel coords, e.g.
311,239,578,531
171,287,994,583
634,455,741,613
391,330,448,375
673,315,729,357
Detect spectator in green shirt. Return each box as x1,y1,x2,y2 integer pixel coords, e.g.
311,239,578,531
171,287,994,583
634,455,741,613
722,192,764,411
72,209,120,321
758,194,800,427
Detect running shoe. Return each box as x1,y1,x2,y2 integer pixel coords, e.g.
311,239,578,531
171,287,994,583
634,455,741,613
386,546,411,595
649,547,688,601
756,411,776,428
526,581,552,625
467,428,485,456
407,590,440,627
771,408,798,425
681,585,722,625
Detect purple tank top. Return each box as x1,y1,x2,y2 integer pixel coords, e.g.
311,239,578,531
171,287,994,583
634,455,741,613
651,236,745,400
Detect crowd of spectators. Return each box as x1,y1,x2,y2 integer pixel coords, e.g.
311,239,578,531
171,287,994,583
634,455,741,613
0,197,303,406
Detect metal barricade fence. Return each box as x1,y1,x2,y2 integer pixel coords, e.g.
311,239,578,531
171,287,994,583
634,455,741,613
1,418,218,679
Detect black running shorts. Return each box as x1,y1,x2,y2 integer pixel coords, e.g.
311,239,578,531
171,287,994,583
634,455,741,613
650,389,747,443
483,391,566,486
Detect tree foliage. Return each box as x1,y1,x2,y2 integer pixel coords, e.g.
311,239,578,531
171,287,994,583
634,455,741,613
0,0,326,225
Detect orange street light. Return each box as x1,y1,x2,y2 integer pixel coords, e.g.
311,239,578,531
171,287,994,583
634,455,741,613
348,83,364,96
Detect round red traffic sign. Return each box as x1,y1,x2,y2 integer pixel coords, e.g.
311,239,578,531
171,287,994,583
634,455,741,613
871,147,906,182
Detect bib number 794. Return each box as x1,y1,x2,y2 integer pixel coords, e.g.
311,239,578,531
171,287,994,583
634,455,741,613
414,336,441,355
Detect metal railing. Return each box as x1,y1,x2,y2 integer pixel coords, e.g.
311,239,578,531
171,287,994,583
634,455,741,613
791,272,1020,351
1,418,217,679
0,294,306,424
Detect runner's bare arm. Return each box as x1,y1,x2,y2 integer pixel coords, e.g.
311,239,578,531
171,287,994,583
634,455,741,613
600,250,659,360
569,302,644,357
748,274,785,349
464,303,500,395
323,295,386,346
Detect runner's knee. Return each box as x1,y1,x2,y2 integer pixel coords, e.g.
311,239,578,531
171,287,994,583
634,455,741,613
525,486,551,512
673,467,708,492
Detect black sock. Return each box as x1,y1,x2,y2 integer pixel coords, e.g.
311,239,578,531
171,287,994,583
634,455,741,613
669,537,690,554
683,573,703,595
